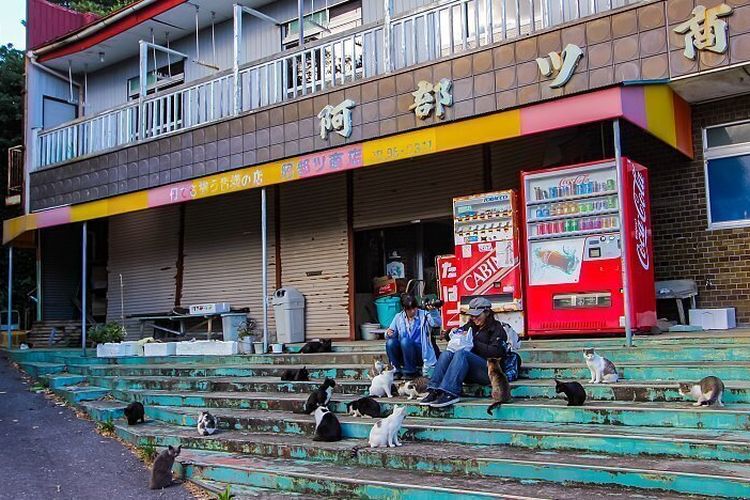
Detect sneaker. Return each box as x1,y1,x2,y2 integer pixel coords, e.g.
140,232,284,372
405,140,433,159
429,392,460,408
419,389,441,406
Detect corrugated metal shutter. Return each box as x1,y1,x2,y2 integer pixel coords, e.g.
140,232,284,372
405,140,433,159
352,146,485,229
180,190,276,333
41,225,80,320
280,174,350,339
107,207,179,339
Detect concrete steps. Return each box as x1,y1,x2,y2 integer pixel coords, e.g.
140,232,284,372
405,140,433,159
116,421,749,498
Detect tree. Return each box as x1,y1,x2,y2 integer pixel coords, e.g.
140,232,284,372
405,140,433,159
49,0,131,17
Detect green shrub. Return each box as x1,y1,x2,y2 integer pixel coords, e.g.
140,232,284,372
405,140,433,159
216,486,236,500
88,322,126,345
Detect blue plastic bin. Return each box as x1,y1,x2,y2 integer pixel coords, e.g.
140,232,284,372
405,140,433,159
374,296,402,328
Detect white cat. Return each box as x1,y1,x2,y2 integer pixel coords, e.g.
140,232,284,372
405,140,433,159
197,411,217,436
369,367,395,398
368,405,407,448
583,348,619,384
371,356,385,379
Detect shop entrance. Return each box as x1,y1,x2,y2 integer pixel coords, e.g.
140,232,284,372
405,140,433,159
353,220,453,333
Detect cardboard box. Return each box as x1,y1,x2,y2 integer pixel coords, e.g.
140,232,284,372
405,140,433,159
689,308,736,330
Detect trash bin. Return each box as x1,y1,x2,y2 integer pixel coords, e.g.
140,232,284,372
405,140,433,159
221,312,248,341
273,287,305,344
375,296,402,328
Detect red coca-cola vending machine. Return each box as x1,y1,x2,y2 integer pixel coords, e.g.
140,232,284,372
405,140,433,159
445,190,525,335
521,158,656,336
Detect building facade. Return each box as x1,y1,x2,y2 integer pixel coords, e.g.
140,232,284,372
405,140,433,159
5,0,750,340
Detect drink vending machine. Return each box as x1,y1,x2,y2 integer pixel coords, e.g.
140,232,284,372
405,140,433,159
521,158,656,336
437,190,525,334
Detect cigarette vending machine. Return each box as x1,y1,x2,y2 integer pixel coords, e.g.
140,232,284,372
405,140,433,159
436,254,461,331
447,190,525,335
521,158,656,336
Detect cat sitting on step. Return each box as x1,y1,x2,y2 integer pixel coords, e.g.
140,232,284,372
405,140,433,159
679,376,725,407
369,367,396,398
300,338,332,354
555,379,586,406
347,397,381,418
368,405,407,448
298,378,336,414
371,356,386,378
583,348,619,384
397,377,430,400
149,445,181,489
197,411,217,436
281,366,309,381
313,406,342,441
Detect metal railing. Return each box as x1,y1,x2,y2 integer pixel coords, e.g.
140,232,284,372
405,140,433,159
6,145,23,205
34,0,637,169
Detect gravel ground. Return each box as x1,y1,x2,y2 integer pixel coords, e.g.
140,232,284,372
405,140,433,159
0,353,195,500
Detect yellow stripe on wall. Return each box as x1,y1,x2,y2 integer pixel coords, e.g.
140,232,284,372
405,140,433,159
644,86,677,149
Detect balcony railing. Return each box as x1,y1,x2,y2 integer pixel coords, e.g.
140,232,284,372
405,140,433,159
6,145,23,206
34,0,637,169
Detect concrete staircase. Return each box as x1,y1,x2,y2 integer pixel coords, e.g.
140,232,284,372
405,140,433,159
10,331,750,499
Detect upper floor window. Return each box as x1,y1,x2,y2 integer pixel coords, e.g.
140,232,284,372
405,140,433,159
127,59,185,100
282,0,362,49
704,120,750,229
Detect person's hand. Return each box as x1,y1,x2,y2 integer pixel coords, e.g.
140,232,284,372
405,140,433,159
385,328,395,339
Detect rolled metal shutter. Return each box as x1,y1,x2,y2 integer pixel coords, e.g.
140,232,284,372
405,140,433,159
280,174,349,339
352,146,485,229
180,190,276,333
107,207,179,339
41,225,80,320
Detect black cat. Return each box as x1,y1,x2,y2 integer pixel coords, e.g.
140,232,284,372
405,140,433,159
297,378,336,414
124,401,145,425
347,396,381,418
300,338,333,354
555,379,587,406
281,366,310,381
313,407,342,442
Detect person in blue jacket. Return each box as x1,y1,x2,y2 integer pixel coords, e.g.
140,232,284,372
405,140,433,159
384,294,441,380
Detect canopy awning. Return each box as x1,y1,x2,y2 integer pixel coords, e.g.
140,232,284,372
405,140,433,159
4,83,692,245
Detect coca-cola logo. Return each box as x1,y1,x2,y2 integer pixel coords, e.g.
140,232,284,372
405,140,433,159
559,174,590,188
633,170,650,270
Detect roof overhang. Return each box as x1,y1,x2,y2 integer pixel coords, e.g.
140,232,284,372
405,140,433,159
3,84,692,245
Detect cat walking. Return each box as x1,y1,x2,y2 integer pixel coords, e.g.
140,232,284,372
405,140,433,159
679,376,725,407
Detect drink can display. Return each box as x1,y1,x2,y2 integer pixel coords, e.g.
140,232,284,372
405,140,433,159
607,179,616,191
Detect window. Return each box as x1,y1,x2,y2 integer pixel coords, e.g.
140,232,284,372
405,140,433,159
704,120,750,229
126,59,185,100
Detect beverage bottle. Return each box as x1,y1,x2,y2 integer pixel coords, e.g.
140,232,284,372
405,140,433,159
603,217,610,229
536,207,543,218
571,202,578,213
543,205,550,217
607,179,616,191
580,201,587,213
572,219,579,231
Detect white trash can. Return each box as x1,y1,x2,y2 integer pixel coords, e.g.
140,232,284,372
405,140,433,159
273,287,305,344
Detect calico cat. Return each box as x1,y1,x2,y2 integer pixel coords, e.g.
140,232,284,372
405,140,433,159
197,411,217,436
679,376,725,407
149,445,181,489
347,397,381,418
486,358,512,415
369,367,396,398
555,379,586,406
583,348,619,383
369,405,407,448
313,406,343,441
281,366,310,381
299,378,336,414
397,377,430,400
300,338,333,354
124,401,145,425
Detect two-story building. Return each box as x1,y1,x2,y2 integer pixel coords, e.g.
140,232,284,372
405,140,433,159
5,0,750,343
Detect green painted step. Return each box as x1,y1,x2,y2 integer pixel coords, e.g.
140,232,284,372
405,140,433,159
110,389,750,430
191,478,324,499
54,385,110,404
520,344,750,363
87,375,750,404
117,421,750,498
18,361,66,377
128,405,750,462
175,448,692,499
43,373,87,389
70,363,372,380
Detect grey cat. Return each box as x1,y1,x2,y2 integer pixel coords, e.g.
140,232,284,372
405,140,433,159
679,376,725,407
149,445,181,489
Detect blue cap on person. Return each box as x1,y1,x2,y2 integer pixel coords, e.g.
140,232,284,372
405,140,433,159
466,297,492,316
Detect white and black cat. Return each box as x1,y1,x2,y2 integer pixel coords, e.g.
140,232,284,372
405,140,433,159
369,367,396,398
300,338,333,354
124,401,145,425
313,406,342,441
197,411,217,436
555,379,586,406
486,357,512,414
583,348,619,383
299,378,336,414
679,376,725,407
281,366,310,381
149,445,181,490
369,405,407,448
347,397,381,418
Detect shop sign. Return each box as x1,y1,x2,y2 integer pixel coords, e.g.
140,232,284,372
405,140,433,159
535,44,583,88
409,79,453,120
318,99,356,139
673,4,732,60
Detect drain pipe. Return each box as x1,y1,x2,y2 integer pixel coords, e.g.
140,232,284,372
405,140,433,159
261,187,269,354
613,119,633,348
81,222,88,356
6,246,12,349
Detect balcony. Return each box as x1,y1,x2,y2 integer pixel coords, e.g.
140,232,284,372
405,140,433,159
34,0,637,170
6,145,23,206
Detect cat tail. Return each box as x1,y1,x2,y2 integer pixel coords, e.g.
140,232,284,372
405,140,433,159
487,401,503,415
350,445,362,458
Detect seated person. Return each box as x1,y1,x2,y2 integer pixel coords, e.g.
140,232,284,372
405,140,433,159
420,296,508,408
385,294,441,380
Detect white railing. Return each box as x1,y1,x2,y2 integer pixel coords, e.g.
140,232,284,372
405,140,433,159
35,0,637,169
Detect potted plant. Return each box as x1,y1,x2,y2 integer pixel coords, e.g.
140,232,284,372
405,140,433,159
88,322,126,347
237,318,261,354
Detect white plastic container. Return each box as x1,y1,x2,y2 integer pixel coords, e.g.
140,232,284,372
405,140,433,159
175,340,239,356
689,308,736,330
96,341,144,357
143,342,178,357
272,288,305,344
360,323,383,341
